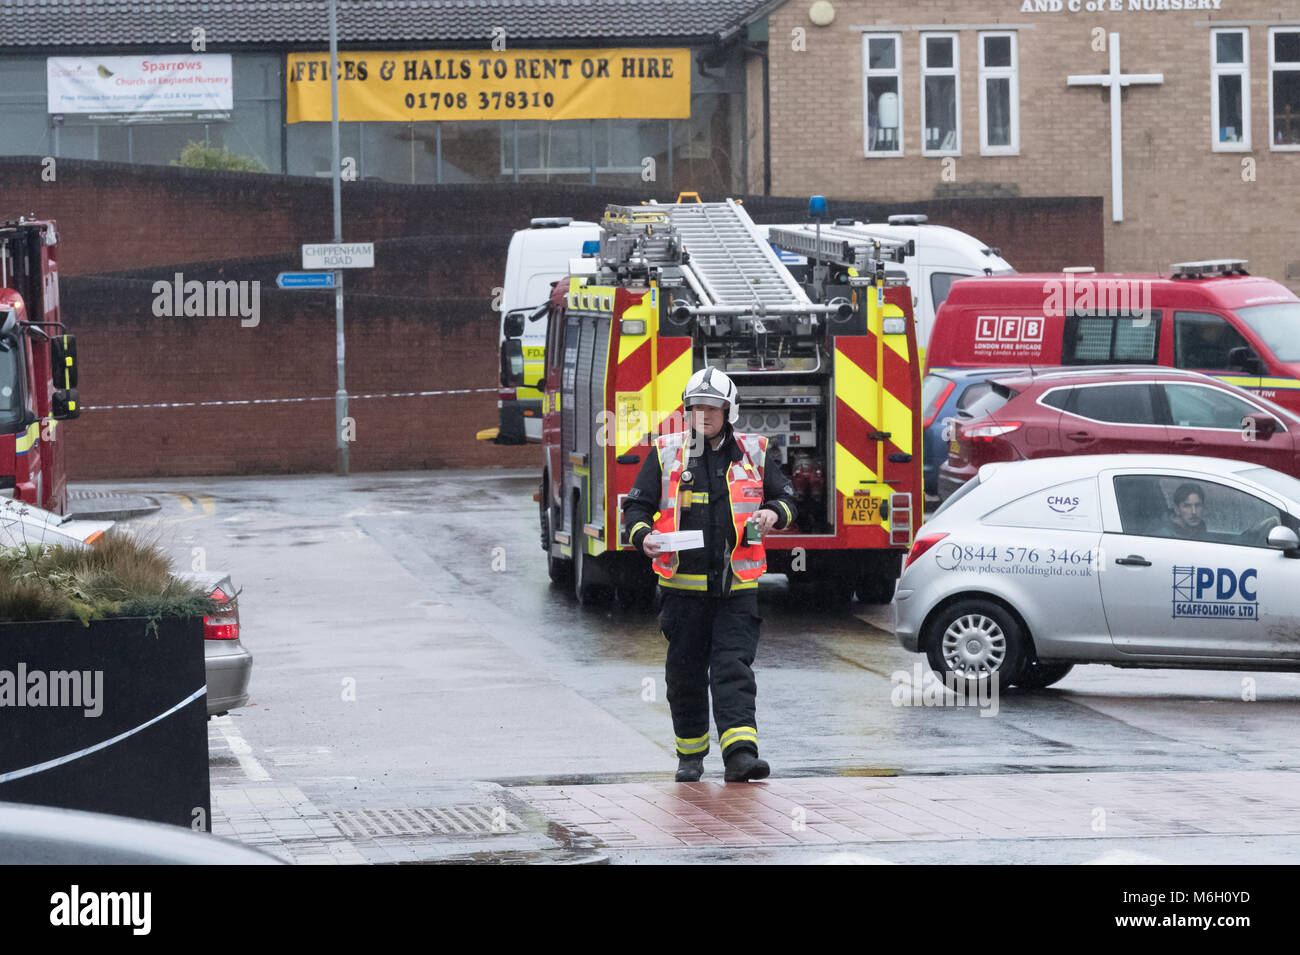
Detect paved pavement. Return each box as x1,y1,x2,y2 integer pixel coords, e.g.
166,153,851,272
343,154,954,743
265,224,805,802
70,469,1300,864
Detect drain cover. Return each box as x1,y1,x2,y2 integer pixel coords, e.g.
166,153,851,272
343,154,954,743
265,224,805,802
327,807,526,839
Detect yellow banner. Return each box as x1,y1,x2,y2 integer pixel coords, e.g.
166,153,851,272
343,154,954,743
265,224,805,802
286,48,691,123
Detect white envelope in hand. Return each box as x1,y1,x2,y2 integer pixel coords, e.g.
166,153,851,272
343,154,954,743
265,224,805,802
647,530,705,551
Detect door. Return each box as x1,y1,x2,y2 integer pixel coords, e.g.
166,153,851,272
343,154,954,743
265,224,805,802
1172,310,1262,391
1052,382,1169,455
1100,470,1298,658
973,475,1108,657
1158,381,1295,471
541,302,567,503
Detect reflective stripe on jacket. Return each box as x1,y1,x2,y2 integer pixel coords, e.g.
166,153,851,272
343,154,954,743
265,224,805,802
650,431,769,583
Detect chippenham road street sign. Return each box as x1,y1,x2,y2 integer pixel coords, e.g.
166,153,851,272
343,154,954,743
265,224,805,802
301,243,374,269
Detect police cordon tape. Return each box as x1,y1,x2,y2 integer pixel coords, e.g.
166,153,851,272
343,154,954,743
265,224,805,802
82,387,498,411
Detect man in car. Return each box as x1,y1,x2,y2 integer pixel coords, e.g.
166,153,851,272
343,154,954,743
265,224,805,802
1166,483,1210,539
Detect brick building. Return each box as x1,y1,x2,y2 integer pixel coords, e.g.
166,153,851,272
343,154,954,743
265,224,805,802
0,0,760,195
748,0,1300,289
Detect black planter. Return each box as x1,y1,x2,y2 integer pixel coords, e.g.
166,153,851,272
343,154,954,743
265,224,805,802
0,617,209,829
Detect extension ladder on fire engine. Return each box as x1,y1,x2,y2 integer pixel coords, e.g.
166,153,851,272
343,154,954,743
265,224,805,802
663,201,808,310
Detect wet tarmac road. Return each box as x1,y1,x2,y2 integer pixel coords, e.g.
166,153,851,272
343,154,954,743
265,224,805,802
77,468,1300,861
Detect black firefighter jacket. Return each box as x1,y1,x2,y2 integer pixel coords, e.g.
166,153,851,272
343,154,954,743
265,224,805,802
621,425,799,598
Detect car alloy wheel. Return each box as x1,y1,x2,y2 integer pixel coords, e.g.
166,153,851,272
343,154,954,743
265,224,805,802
941,613,1007,677
925,598,1028,692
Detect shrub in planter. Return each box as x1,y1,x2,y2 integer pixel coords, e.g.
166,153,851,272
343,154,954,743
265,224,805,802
0,533,217,828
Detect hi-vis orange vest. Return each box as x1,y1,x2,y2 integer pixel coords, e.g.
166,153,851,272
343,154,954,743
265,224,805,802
651,431,769,584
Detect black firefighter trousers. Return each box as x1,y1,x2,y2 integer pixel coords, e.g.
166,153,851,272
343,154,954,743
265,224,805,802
659,590,761,760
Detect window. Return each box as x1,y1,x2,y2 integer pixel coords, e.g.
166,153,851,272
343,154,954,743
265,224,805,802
978,32,1019,155
1068,384,1159,424
1173,311,1256,372
922,374,955,426
1235,301,1300,362
929,271,968,309
1270,28,1300,148
1163,383,1263,430
921,34,959,155
959,386,1013,420
1113,474,1284,547
1212,29,1250,150
864,34,902,156
0,347,23,432
1063,314,1162,364
956,381,996,412
1041,388,1071,411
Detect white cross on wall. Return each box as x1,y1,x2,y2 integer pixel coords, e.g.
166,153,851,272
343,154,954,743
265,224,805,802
1067,33,1164,223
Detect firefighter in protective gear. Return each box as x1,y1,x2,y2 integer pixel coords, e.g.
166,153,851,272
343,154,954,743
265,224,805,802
622,368,798,783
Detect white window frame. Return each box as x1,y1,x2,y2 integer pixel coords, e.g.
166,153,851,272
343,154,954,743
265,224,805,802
920,32,960,157
1211,28,1250,152
863,33,903,158
978,31,1019,156
1269,26,1300,151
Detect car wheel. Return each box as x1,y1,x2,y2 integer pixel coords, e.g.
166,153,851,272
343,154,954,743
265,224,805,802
1013,661,1074,690
540,477,572,585
925,598,1028,693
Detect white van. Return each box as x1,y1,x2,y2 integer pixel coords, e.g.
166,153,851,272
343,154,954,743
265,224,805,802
764,215,1015,351
494,217,601,444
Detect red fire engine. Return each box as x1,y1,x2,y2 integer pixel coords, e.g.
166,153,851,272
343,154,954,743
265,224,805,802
0,218,80,514
525,198,922,606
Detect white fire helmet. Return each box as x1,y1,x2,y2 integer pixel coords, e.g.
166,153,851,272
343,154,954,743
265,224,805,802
683,367,739,425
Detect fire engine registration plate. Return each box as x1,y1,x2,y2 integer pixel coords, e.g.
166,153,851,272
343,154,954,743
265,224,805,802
843,495,882,525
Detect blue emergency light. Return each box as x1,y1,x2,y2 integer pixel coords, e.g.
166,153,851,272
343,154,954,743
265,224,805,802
581,240,600,256
808,195,828,220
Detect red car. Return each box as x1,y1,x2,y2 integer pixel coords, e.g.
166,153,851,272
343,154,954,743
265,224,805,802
937,366,1300,500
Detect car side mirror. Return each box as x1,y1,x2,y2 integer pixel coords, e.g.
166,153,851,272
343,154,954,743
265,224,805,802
1243,414,1280,440
1267,525,1299,554
500,339,525,387
502,310,527,339
1228,346,1264,376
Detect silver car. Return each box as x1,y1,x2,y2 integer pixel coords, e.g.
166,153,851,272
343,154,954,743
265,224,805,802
894,454,1300,692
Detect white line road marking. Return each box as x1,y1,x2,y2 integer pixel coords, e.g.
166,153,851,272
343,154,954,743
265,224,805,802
212,714,271,782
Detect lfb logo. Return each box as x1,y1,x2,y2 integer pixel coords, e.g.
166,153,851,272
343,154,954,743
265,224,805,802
975,315,1044,345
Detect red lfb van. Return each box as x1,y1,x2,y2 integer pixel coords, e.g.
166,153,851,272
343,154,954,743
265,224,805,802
925,260,1300,414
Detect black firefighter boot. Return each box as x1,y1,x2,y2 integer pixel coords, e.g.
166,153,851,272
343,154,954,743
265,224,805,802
675,755,705,782
724,748,771,783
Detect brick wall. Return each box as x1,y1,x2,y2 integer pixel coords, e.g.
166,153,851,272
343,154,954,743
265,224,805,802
0,159,1100,479
760,0,1300,289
